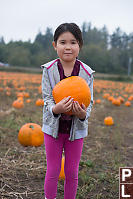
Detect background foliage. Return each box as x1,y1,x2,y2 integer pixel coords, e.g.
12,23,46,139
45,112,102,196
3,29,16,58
0,22,133,74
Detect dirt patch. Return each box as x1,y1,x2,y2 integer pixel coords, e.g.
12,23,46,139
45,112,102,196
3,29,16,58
0,74,133,199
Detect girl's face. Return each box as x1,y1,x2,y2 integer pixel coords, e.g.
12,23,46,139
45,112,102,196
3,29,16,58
53,31,80,63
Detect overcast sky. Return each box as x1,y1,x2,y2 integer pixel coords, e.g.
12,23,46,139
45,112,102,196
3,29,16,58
1,0,133,43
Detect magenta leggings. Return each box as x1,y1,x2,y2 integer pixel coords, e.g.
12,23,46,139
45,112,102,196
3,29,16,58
44,133,83,199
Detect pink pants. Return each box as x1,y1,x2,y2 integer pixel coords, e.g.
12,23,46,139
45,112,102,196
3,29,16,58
44,133,83,199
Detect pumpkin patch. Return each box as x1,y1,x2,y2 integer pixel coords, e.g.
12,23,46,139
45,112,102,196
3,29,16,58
0,70,133,199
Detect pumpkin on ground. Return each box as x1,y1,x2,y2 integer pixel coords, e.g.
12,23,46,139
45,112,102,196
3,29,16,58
26,99,31,103
103,93,110,99
52,76,91,115
36,99,44,106
117,96,124,103
18,123,44,147
16,92,24,98
23,92,30,98
112,98,121,106
95,99,101,104
104,116,114,126
108,96,114,102
128,96,133,101
125,101,131,107
59,156,65,180
12,99,24,109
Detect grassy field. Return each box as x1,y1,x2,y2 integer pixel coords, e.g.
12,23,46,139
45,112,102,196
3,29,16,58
0,71,133,199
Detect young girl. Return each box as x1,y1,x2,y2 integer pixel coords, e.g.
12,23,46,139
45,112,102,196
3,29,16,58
41,23,95,199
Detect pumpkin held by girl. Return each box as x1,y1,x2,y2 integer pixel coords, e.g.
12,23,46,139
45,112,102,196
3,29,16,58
52,76,91,115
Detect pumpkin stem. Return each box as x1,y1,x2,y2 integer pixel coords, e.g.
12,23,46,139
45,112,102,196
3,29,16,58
29,125,34,130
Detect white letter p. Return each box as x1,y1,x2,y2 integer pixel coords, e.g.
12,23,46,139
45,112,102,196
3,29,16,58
122,169,131,181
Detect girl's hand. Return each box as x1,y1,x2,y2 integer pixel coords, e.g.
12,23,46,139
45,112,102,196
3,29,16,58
52,96,73,114
72,101,86,120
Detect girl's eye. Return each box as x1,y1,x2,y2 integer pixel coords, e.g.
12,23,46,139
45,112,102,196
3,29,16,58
60,41,65,44
71,41,77,44
59,40,78,45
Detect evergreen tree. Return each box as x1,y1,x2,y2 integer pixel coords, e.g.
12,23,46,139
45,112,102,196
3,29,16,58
0,22,132,74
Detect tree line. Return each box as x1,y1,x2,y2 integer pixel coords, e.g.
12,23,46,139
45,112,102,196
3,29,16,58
0,22,133,74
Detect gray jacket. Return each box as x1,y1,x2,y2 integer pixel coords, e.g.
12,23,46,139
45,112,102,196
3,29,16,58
41,59,95,141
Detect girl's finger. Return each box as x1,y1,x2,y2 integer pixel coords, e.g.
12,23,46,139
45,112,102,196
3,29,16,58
73,101,80,112
72,103,76,112
81,103,86,110
75,101,82,111
65,103,73,111
66,107,72,112
65,98,74,106
61,96,71,103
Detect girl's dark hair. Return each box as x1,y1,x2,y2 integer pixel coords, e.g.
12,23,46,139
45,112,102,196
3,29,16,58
54,23,83,48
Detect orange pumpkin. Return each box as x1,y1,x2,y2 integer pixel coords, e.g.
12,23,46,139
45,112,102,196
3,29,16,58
17,96,24,101
23,92,30,98
117,96,124,103
52,76,91,115
95,99,101,104
36,99,44,106
59,156,65,180
12,99,24,109
108,96,114,102
128,96,133,101
16,92,24,98
104,116,114,126
103,93,110,99
112,98,121,106
18,123,44,147
125,101,131,107
26,99,31,103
